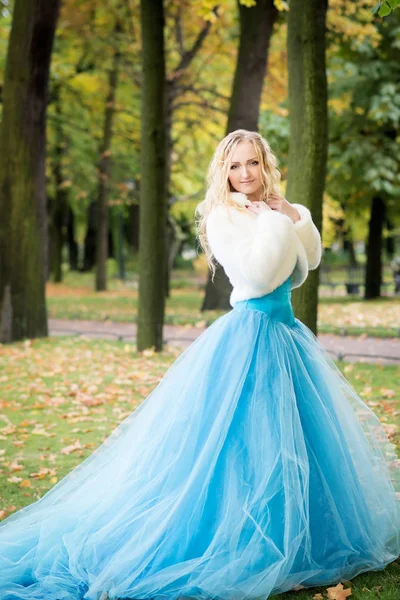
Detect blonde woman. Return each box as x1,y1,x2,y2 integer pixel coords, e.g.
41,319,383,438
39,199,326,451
0,130,399,600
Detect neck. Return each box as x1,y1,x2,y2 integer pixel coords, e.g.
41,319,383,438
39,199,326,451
245,188,264,203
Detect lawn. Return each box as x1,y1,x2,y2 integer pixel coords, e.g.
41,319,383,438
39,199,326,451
46,271,400,337
0,337,399,599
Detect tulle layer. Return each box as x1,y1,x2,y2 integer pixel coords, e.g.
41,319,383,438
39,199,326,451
0,281,399,600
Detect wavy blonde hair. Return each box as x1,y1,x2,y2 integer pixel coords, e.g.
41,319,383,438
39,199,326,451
195,129,281,280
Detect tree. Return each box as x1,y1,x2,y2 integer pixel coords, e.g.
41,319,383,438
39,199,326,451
49,82,69,283
286,0,328,334
202,0,279,311
327,10,400,298
0,0,61,343
95,11,123,291
372,0,400,17
137,0,167,351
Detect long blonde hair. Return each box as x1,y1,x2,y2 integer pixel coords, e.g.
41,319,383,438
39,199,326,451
195,129,281,280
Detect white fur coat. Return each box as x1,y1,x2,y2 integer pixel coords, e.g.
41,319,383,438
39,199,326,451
205,192,322,307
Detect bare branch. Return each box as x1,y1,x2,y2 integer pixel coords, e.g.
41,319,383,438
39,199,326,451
172,99,227,115
168,5,220,81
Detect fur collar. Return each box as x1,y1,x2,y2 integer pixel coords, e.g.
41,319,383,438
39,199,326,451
204,192,322,305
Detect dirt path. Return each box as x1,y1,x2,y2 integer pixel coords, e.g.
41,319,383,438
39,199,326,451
49,318,400,365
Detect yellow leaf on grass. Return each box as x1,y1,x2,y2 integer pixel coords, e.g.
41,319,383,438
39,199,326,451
327,583,352,600
6,476,22,484
60,440,82,455
380,388,395,398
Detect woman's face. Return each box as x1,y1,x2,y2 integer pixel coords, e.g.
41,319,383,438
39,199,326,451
227,141,263,200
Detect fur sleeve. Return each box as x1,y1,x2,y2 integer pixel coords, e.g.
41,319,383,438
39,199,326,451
291,203,322,270
206,205,297,288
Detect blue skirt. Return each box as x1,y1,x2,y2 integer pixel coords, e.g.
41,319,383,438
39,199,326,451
1,277,399,600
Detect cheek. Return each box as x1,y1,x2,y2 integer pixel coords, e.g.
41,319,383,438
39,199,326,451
228,170,238,182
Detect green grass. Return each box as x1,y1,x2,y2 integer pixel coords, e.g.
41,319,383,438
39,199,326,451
274,562,400,600
0,338,399,597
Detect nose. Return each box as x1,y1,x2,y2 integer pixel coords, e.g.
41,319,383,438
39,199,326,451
241,165,250,177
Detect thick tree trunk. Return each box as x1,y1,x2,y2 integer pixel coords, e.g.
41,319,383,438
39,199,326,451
0,0,60,343
286,0,328,334
202,0,278,311
365,196,385,300
95,21,121,291
137,0,167,351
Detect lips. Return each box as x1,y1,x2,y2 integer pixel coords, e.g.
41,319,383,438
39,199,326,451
241,180,254,184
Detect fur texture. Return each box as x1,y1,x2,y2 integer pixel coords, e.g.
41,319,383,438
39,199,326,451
206,192,322,306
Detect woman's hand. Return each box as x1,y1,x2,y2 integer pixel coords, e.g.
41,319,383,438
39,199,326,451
266,193,301,223
245,194,300,223
245,201,271,215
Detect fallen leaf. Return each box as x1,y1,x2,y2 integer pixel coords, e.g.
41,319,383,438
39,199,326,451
327,583,351,600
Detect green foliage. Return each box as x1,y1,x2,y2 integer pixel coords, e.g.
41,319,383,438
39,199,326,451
327,11,400,229
372,0,400,17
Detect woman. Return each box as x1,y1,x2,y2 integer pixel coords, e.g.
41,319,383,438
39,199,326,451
0,129,399,600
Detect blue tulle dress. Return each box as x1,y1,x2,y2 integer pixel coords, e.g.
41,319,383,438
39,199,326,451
1,276,399,600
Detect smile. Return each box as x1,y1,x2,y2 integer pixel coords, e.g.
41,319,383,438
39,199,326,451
241,180,255,184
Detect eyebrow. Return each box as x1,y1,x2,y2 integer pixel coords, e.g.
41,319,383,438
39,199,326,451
230,157,258,164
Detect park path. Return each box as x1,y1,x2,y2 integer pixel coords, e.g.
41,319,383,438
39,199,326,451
49,318,400,365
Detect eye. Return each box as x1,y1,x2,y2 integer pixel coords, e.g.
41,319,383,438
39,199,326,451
252,160,259,165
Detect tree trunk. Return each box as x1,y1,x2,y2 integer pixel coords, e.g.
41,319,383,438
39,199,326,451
82,201,97,272
385,216,395,257
365,196,385,300
95,18,122,291
67,207,79,270
286,0,328,334
0,0,60,343
137,0,167,351
127,201,140,252
49,83,68,283
343,239,357,267
202,0,278,311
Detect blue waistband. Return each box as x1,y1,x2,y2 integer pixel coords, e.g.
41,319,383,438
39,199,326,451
233,277,295,325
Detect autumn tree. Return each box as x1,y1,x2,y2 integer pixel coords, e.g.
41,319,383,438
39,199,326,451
327,8,400,299
286,0,328,333
202,0,279,311
0,0,60,342
137,0,167,351
95,8,123,291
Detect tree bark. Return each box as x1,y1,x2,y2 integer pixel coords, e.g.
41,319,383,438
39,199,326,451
82,202,97,272
0,0,60,343
385,216,395,257
67,207,79,271
286,0,328,334
95,19,122,291
127,201,140,252
49,83,68,283
365,196,385,299
202,0,278,311
137,0,167,351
